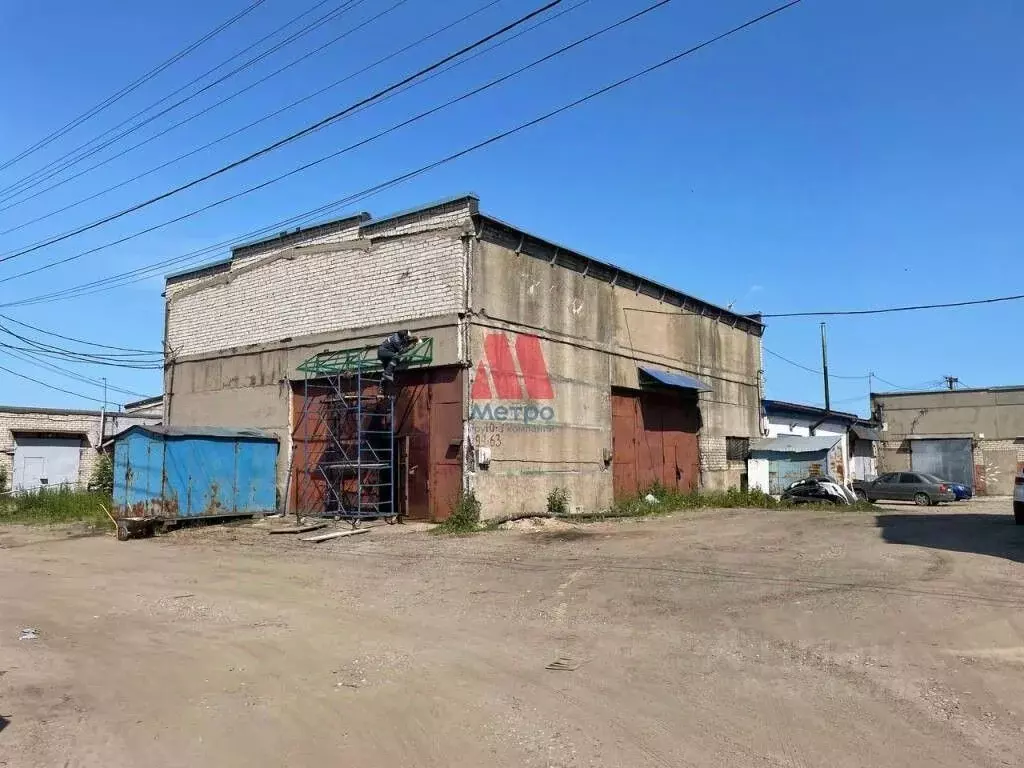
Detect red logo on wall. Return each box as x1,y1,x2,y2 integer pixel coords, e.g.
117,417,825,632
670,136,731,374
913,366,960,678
471,333,554,400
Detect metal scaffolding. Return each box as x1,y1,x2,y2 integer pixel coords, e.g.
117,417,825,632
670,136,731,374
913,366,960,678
289,338,433,524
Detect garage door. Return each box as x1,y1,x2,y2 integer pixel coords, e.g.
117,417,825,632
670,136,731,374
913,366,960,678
13,435,83,492
910,438,973,487
611,390,700,498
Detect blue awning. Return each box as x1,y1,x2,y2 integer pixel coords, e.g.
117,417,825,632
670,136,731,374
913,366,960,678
639,366,713,392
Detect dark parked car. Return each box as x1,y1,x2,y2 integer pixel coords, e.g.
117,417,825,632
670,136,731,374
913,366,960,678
852,472,955,506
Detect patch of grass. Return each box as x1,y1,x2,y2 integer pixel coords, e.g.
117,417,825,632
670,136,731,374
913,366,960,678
547,487,570,517
0,488,112,528
586,484,874,522
434,490,482,534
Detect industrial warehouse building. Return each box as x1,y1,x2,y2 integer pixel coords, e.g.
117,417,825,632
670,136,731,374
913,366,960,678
163,195,764,519
873,386,1024,495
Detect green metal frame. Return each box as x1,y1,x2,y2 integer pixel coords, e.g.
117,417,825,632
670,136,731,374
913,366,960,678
297,337,434,376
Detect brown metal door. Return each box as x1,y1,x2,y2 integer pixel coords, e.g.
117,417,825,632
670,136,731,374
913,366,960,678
394,377,431,520
658,395,700,493
427,370,463,522
612,393,639,498
612,389,700,498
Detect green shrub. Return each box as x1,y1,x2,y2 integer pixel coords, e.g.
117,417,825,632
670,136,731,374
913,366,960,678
435,490,482,534
547,487,570,517
90,454,114,495
0,465,7,494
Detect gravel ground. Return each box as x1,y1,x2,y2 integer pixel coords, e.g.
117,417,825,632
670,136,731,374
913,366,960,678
1,498,1023,767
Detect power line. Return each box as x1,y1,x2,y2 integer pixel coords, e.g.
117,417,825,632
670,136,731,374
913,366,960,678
761,293,1024,318
0,0,269,174
872,374,943,392
0,0,667,284
0,0,364,205
0,347,151,399
0,0,564,265
0,325,163,369
0,0,594,302
0,313,161,354
0,361,118,406
1,0,801,304
763,347,868,380
0,0,500,232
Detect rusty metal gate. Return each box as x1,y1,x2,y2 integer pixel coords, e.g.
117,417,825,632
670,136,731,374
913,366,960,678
611,390,700,498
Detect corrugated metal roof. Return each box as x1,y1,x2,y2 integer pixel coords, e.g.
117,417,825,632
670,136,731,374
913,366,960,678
639,366,713,392
763,399,861,422
750,435,841,454
124,425,278,441
850,424,881,441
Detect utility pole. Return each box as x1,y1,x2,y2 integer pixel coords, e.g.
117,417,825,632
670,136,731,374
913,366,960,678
100,377,107,446
943,375,959,391
868,371,874,418
820,322,831,413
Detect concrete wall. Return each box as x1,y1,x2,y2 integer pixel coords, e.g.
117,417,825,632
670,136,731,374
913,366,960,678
467,320,612,516
0,410,157,491
874,389,1024,494
874,389,1024,440
467,234,762,513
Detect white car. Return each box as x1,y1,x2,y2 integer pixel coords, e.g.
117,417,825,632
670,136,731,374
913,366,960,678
1015,471,1024,525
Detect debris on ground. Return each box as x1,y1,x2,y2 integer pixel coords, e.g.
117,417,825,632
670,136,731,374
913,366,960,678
545,657,582,671
301,528,370,543
268,523,326,535
19,628,39,640
498,517,579,532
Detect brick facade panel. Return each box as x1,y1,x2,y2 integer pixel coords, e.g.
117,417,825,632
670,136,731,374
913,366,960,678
168,232,466,357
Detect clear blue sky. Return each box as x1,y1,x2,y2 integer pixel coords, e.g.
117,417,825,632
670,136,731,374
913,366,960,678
0,0,1020,413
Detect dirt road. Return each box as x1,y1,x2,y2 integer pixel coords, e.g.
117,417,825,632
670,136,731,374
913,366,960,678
2,500,1024,767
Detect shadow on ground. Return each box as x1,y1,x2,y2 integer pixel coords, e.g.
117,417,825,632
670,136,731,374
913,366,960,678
877,513,1024,563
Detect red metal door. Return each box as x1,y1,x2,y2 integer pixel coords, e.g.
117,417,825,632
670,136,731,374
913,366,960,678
611,393,639,498
654,393,700,492
612,389,700,498
427,370,463,522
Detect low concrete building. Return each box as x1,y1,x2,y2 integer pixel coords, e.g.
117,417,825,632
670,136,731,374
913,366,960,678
873,386,1024,495
763,400,879,483
0,405,160,493
163,195,765,519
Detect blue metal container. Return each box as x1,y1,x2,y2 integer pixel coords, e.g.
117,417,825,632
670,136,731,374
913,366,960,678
113,426,278,519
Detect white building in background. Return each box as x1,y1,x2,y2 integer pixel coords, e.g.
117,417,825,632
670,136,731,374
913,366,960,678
751,400,879,492
0,397,161,493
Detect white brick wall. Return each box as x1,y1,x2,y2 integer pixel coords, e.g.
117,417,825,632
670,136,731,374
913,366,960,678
167,204,473,357
700,434,727,472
